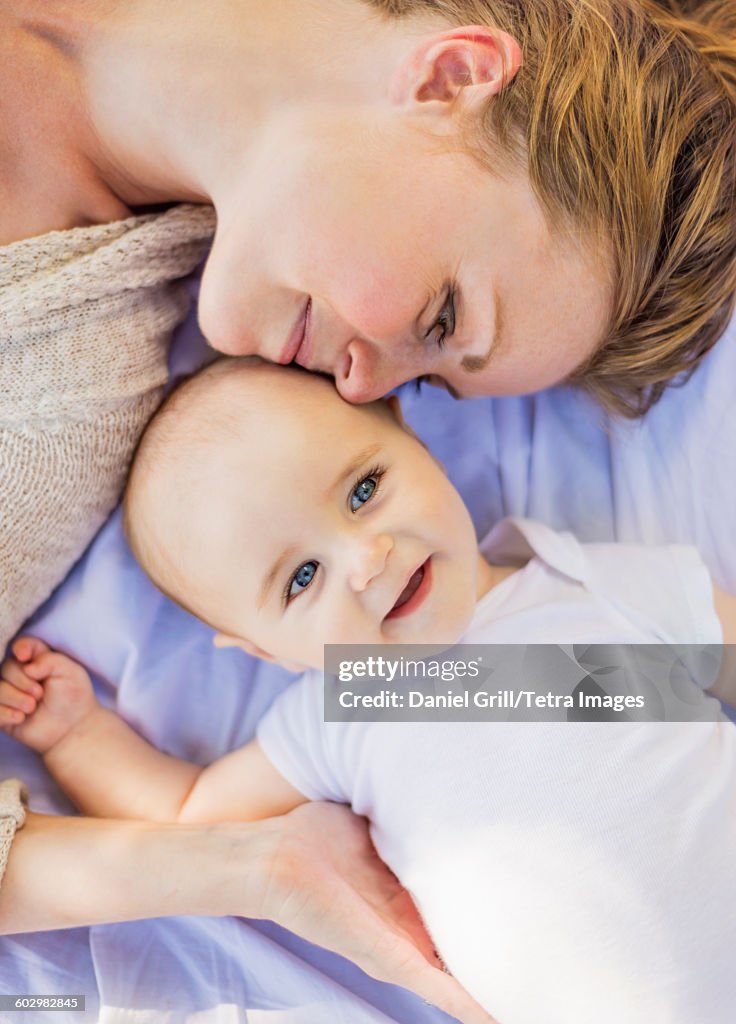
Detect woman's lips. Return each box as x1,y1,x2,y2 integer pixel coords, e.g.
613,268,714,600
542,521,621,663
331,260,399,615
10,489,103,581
294,298,313,368
279,297,310,365
385,558,432,620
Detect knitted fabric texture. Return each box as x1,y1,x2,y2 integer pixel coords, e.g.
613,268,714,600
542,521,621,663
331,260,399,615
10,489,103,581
0,203,216,656
0,778,28,889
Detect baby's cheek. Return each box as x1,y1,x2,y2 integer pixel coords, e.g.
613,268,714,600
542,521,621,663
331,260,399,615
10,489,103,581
324,618,371,648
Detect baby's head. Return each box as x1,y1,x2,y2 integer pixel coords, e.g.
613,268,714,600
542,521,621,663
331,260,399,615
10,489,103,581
124,358,480,670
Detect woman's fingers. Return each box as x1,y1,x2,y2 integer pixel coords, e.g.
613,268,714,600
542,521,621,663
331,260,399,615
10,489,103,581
352,908,496,1024
264,802,497,1024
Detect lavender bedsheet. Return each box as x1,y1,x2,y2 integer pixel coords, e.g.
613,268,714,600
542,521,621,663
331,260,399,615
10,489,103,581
1,292,733,1023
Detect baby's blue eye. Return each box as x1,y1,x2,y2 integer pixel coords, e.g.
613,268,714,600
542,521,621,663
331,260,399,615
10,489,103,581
288,560,318,599
351,476,377,512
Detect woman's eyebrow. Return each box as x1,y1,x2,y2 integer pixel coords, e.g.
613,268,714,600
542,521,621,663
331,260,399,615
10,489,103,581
461,289,503,374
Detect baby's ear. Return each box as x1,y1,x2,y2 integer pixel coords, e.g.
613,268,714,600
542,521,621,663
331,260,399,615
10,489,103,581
385,395,425,442
385,394,407,429
213,633,306,674
385,395,449,475
213,632,274,661
386,394,436,452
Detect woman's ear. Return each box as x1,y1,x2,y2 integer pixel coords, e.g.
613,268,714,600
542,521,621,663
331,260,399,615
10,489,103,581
391,26,521,115
212,633,307,674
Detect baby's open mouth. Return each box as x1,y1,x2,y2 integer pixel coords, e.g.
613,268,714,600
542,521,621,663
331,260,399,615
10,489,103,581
385,558,432,619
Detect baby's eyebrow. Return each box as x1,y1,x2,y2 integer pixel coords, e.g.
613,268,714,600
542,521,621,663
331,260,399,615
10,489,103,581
330,443,383,496
258,544,298,610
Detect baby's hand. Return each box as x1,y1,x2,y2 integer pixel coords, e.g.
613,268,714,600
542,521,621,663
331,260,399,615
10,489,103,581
0,637,98,754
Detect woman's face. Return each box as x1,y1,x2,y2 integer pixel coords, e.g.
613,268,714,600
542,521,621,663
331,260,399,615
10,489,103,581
200,107,613,402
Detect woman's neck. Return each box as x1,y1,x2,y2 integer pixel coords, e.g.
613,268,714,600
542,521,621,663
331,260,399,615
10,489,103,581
4,0,441,223
0,1,132,242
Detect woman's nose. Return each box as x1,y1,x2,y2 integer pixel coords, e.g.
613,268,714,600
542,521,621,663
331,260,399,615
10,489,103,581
347,534,394,592
337,338,414,404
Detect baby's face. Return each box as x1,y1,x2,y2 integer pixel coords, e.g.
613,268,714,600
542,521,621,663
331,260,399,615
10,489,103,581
190,374,480,670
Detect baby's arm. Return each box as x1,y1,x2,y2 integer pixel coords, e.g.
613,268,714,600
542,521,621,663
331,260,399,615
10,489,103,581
711,585,736,708
0,638,307,824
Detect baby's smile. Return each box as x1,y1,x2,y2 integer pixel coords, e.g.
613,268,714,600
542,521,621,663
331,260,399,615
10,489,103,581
385,557,432,620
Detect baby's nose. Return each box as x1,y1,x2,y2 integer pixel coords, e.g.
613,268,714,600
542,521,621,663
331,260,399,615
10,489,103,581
348,534,393,592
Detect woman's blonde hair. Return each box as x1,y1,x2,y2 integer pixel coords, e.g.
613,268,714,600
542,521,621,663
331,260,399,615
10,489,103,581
364,0,736,416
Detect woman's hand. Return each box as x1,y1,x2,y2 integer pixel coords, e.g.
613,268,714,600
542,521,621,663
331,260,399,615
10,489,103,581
253,801,496,1024
1,802,494,1021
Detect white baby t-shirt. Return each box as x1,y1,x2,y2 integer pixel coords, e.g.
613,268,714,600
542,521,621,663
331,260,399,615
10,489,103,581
257,519,735,1024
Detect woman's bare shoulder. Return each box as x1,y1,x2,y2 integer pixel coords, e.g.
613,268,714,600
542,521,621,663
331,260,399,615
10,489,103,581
0,5,132,246
0,186,133,248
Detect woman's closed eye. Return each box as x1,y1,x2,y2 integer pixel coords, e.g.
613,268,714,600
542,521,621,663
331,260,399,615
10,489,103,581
425,285,456,351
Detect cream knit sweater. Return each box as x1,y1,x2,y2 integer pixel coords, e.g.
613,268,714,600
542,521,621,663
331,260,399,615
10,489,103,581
0,203,216,656
0,778,27,888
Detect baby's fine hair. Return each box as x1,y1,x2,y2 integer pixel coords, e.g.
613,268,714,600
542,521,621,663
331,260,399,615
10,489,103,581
122,356,271,623
365,0,736,416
